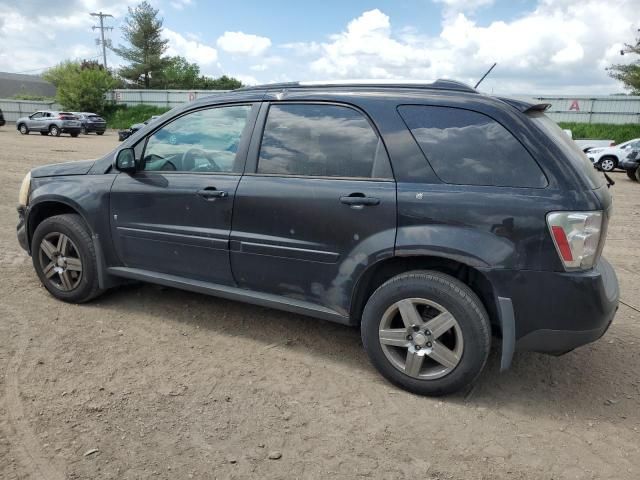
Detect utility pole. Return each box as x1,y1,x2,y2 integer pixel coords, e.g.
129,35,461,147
90,12,114,69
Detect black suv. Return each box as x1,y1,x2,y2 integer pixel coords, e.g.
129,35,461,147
16,80,619,396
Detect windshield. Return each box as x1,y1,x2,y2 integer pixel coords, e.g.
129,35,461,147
527,112,604,189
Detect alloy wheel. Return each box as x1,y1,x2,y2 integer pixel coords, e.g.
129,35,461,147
600,158,615,171
378,298,464,379
38,232,83,291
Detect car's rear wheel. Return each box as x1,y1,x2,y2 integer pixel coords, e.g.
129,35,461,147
70,132,79,138
96,131,104,136
626,169,639,182
32,214,103,303
49,125,61,137
635,167,640,182
18,123,28,135
599,156,617,172
361,271,491,396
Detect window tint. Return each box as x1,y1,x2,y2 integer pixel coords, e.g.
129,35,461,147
257,104,392,179
142,105,251,173
398,105,547,188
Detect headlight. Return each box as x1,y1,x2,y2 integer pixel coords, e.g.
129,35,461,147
18,171,31,206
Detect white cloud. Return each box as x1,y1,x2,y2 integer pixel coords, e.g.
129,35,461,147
216,31,272,56
434,0,494,14
164,28,218,66
233,73,259,86
301,2,640,94
170,0,193,10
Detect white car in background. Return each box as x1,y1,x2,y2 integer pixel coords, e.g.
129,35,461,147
587,138,640,172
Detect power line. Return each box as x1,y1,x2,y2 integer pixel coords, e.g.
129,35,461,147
90,11,114,69
9,56,102,75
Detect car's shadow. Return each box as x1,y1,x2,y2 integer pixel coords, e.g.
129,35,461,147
91,282,638,422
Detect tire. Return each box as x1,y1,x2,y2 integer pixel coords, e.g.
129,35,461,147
636,167,640,182
49,125,61,137
70,132,79,138
18,123,28,135
626,169,638,182
31,214,103,303
599,156,617,172
80,126,87,135
96,131,104,136
40,131,48,136
361,271,491,396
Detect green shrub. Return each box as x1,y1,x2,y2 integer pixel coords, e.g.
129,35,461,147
103,104,172,129
558,122,640,144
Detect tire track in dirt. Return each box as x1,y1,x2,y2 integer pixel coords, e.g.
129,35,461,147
2,303,67,480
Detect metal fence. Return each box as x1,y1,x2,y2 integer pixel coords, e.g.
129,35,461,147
108,89,230,108
532,95,640,124
0,99,62,122
2,91,640,125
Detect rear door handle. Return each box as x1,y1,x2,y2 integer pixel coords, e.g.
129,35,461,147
197,187,228,199
340,194,380,207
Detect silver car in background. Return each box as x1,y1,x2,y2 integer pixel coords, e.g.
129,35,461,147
16,111,82,137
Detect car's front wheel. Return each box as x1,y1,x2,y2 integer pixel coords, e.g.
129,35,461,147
80,126,87,135
626,169,638,182
32,214,103,303
361,271,491,396
599,156,617,172
18,123,28,135
96,131,104,136
49,125,61,137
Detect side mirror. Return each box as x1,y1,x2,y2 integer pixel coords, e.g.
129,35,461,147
115,148,137,173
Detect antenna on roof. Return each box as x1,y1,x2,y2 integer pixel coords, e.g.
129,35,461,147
474,63,497,89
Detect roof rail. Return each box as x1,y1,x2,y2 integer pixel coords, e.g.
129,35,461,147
237,79,477,93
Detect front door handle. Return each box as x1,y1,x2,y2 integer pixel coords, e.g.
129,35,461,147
340,193,380,207
197,187,228,199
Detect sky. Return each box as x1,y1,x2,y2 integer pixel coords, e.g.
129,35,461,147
0,0,639,95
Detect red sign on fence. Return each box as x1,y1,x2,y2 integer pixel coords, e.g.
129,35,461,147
569,100,580,111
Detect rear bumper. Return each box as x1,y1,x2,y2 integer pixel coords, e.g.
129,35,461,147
483,257,619,356
86,124,106,133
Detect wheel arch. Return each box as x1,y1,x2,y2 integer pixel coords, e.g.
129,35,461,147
27,199,92,251
350,255,499,333
599,154,619,165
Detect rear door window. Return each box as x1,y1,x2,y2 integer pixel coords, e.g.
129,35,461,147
257,103,393,179
398,105,547,188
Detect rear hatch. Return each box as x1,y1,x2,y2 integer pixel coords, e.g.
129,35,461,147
59,112,81,127
88,115,106,124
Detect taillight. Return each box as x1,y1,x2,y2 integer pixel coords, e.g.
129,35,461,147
547,211,604,271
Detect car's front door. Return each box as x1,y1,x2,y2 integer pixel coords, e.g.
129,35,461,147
230,102,397,316
109,103,258,285
28,112,44,130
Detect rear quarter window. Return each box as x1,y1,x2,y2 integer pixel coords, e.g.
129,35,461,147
398,105,547,188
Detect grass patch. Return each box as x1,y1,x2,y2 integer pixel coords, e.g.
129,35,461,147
558,122,640,144
103,104,172,129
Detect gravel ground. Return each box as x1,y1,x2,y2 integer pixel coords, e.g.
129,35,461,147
1,127,639,480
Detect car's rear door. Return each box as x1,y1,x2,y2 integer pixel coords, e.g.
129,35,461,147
230,101,397,315
109,103,258,285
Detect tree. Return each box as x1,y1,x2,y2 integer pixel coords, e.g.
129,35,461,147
607,33,640,94
43,61,117,113
197,75,243,90
113,1,168,88
158,56,201,89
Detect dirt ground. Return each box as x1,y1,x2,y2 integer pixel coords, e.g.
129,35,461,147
0,127,639,480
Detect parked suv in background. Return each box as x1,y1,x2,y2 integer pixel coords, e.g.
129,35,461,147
587,138,640,172
15,80,619,395
621,148,640,181
16,111,81,137
74,112,107,135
